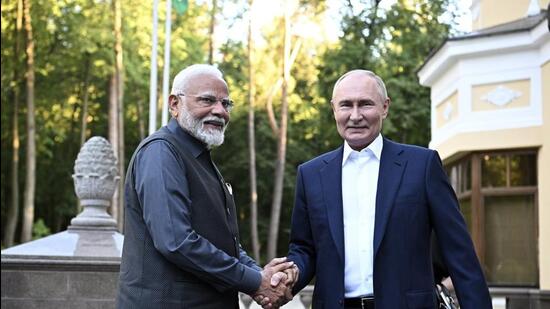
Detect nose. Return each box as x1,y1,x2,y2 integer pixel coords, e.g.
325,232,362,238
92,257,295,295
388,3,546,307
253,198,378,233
349,105,362,122
210,100,230,121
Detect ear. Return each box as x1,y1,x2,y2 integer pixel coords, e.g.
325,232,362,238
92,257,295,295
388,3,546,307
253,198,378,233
169,95,179,118
382,97,391,119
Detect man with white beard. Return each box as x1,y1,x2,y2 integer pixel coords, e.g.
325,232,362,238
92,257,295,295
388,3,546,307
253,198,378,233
117,64,297,309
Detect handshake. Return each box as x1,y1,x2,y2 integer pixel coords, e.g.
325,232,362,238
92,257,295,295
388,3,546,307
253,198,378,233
252,257,299,309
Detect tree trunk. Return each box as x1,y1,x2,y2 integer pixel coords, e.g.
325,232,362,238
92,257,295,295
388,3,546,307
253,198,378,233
75,55,92,214
265,40,301,138
247,0,260,262
21,0,36,243
113,0,125,231
267,0,290,260
4,0,24,247
108,74,119,221
207,0,217,64
80,54,91,147
137,100,145,141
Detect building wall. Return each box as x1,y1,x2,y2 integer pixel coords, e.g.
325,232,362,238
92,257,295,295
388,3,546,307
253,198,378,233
539,60,550,290
472,0,550,31
435,91,459,129
419,4,549,296
435,127,543,162
429,46,544,157
471,79,531,111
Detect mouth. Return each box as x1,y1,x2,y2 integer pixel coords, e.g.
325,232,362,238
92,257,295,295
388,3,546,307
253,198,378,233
202,119,225,131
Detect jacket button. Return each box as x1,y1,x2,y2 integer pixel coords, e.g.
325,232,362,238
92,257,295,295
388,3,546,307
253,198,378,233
339,299,343,305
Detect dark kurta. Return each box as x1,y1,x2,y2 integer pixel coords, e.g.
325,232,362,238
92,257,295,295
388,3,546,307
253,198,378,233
117,119,261,309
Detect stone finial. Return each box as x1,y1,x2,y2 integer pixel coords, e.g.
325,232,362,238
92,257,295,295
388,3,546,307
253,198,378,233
69,137,120,230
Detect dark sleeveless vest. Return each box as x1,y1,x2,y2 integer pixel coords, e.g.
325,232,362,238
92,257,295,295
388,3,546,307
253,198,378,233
117,126,241,308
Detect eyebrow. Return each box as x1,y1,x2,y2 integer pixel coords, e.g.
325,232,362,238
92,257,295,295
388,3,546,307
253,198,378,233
195,92,215,97
196,92,229,99
336,98,376,104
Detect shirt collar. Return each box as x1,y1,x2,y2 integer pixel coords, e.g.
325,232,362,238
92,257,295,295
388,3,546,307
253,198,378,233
342,133,383,166
167,118,208,158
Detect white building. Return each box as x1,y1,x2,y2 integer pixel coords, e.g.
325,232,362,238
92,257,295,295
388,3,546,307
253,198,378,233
418,0,549,307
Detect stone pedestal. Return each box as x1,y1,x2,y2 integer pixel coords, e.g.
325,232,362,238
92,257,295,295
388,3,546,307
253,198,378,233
1,253,121,309
1,137,124,309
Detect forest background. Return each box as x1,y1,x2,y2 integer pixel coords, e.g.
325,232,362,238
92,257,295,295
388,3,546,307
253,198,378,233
0,0,466,263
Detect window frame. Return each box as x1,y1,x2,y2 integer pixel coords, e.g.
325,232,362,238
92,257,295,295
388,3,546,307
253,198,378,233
444,149,539,287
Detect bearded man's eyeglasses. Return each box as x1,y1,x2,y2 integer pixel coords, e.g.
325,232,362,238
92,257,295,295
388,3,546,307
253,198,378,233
177,93,234,112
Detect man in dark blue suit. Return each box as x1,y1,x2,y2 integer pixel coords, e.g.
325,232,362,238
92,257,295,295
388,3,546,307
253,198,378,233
286,70,492,308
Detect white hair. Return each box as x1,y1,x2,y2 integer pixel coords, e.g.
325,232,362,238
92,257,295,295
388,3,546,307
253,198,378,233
332,69,388,100
171,64,224,95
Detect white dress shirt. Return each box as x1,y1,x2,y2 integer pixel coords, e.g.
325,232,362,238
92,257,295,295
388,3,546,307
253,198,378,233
341,134,383,297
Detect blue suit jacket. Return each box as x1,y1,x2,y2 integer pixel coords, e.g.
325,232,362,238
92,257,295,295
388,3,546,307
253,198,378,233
288,138,492,309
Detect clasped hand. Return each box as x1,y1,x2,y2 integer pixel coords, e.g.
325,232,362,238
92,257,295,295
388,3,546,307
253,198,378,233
252,257,299,309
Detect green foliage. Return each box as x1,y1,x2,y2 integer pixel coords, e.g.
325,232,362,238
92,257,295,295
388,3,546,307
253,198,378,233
318,0,452,147
1,0,210,245
32,218,52,240
1,0,457,256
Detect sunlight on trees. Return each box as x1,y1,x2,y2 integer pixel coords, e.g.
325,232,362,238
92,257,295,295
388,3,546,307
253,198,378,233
1,0,462,259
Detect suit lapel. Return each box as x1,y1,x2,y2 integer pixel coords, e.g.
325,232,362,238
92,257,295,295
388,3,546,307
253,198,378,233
320,147,345,263
374,139,407,258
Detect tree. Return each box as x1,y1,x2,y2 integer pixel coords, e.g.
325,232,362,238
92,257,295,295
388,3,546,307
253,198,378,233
0,0,456,255
266,0,291,261
3,0,24,247
378,0,452,146
0,0,212,244
247,0,260,261
79,53,92,147
114,0,125,230
318,0,452,147
208,0,218,64
21,0,36,243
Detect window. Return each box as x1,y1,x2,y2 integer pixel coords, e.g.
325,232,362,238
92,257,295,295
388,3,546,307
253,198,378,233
484,195,537,285
482,154,506,187
482,153,536,188
445,150,538,287
460,198,472,234
447,159,471,194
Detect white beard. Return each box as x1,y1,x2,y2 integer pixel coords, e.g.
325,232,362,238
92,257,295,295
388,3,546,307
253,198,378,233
177,105,226,148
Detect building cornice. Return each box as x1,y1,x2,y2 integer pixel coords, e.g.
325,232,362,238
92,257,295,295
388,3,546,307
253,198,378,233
418,12,548,86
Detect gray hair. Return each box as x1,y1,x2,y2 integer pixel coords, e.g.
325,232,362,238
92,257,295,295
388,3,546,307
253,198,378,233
332,69,388,100
171,64,224,94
